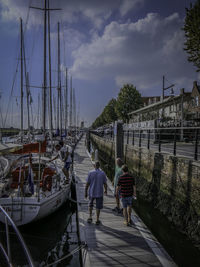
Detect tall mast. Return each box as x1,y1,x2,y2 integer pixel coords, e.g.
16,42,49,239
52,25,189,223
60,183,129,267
48,0,53,137
57,22,61,135
73,88,76,128
70,75,72,128
20,18,23,141
43,0,47,134
65,68,68,132
30,1,61,135
26,72,30,131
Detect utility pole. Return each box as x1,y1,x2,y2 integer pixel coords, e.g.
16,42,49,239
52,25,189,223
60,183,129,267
162,75,175,100
162,75,175,120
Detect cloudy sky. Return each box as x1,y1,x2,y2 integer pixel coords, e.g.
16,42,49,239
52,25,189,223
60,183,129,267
0,0,198,128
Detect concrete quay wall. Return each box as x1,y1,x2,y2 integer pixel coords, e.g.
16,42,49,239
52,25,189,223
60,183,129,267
91,134,200,248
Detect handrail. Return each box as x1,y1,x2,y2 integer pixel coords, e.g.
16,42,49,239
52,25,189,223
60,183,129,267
0,205,35,267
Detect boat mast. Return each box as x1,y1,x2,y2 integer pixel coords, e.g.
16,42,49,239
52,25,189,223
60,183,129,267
48,0,53,139
26,72,30,131
65,68,68,133
57,22,62,136
30,1,61,136
73,87,76,128
20,18,24,142
43,0,47,135
70,76,72,128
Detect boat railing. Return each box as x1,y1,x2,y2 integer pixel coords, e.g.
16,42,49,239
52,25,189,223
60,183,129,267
0,205,35,267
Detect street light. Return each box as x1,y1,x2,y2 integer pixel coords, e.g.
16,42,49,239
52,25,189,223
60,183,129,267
162,75,175,100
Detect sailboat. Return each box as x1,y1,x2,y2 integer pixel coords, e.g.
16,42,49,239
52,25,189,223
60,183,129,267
0,0,72,226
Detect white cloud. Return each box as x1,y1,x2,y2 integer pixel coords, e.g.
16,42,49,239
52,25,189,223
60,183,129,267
70,12,197,93
119,0,145,16
0,0,144,30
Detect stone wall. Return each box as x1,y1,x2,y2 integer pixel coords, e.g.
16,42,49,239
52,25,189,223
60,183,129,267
91,134,200,248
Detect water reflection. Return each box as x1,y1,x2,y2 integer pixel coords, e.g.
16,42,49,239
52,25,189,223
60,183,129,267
0,201,80,267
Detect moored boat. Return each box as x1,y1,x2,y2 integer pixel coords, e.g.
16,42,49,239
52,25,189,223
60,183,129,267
0,154,71,226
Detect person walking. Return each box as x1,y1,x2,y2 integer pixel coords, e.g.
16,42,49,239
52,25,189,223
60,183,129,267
112,158,123,213
85,161,107,225
49,143,72,182
117,165,136,226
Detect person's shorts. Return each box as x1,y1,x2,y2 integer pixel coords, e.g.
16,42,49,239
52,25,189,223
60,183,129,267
64,162,71,170
88,197,103,209
121,196,133,208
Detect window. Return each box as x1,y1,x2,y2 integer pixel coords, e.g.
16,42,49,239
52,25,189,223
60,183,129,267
195,96,199,106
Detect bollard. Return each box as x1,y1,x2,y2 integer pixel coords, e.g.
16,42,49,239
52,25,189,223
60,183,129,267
139,130,141,148
132,130,134,146
173,129,177,156
147,129,150,150
158,129,161,152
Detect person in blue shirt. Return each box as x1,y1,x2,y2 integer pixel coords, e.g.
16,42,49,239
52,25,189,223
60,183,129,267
85,161,107,225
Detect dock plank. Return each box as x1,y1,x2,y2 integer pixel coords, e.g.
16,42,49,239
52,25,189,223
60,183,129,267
74,136,176,267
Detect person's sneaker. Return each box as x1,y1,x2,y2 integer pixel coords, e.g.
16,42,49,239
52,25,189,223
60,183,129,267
87,218,92,223
118,208,123,214
123,220,128,226
112,207,119,212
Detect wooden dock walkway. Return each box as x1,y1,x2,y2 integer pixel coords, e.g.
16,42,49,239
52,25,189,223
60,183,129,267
74,136,176,267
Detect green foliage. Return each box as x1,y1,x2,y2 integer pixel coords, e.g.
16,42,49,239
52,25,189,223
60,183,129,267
91,98,117,129
91,84,142,127
183,0,200,71
103,98,118,123
115,84,143,122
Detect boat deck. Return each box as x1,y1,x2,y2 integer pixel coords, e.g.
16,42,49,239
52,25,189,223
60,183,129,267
73,136,176,267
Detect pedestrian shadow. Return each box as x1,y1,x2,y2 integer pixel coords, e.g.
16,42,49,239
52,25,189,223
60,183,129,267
78,217,162,267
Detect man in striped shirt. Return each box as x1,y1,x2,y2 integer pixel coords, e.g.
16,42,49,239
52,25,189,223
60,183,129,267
117,165,136,226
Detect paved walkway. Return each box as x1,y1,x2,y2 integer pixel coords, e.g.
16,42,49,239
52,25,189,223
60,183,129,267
74,136,176,267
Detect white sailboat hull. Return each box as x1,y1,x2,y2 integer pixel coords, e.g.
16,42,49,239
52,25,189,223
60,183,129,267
0,184,70,226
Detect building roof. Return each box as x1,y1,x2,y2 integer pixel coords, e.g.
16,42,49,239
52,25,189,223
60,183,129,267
129,92,191,116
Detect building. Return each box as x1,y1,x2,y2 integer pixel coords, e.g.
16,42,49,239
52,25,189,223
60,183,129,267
187,81,200,120
129,89,191,128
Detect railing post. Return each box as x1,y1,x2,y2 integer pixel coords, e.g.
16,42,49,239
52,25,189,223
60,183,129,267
114,121,124,159
173,129,177,156
132,130,134,146
127,130,129,145
194,129,198,160
147,129,150,150
139,130,141,148
158,129,161,152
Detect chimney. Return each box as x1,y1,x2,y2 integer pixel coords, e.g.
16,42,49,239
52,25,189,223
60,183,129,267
193,81,198,88
180,88,185,95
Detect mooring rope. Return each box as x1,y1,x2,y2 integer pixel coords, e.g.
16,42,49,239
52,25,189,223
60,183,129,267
45,242,87,267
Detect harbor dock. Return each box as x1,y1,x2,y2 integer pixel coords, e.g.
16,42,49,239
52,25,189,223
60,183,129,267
74,136,176,267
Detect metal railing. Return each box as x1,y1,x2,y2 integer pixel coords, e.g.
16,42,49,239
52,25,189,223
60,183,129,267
91,126,200,161
0,205,35,267
123,127,200,160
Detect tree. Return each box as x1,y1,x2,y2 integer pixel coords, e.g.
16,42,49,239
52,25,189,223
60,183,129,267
183,0,200,71
115,84,142,122
103,98,118,123
91,98,118,129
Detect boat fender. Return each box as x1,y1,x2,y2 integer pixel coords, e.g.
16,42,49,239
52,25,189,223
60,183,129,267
42,175,52,191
